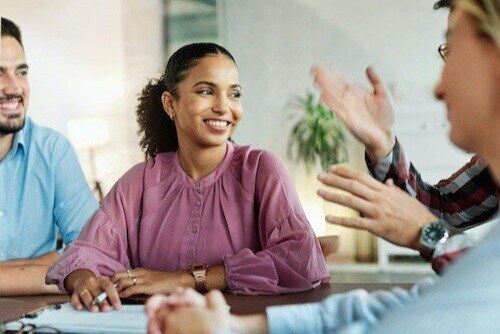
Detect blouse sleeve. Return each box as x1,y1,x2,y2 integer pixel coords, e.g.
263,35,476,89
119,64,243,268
223,152,330,295
45,164,145,293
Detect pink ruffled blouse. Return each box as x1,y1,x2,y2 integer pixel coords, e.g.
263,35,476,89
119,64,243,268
46,142,329,295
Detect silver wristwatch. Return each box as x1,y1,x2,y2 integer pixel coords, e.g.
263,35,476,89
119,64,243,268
419,220,450,261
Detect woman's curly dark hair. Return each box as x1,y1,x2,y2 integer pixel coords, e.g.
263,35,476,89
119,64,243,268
136,42,236,159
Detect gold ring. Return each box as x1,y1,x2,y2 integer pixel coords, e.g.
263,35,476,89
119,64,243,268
132,277,138,286
79,289,90,297
127,270,133,278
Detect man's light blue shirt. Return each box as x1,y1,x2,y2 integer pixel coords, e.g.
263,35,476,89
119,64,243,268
0,117,98,260
267,215,500,334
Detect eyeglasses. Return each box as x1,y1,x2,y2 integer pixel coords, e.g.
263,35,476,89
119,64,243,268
438,43,449,61
0,321,61,334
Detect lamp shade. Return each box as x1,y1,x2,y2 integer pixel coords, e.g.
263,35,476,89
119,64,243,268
67,118,109,149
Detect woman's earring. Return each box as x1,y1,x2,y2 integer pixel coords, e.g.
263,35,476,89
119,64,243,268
170,114,175,121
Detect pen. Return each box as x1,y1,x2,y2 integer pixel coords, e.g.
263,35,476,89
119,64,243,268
92,283,120,306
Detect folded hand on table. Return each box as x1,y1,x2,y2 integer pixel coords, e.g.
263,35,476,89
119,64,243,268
146,288,230,334
317,165,438,251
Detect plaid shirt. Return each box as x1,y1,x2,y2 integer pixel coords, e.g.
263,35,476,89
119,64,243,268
366,138,498,230
366,138,499,274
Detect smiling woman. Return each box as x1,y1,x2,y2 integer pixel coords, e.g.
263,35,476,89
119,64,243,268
45,42,330,312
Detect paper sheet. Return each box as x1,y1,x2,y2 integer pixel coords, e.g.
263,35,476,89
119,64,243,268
5,302,147,333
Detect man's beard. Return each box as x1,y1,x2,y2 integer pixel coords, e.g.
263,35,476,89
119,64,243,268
0,114,25,135
0,95,26,135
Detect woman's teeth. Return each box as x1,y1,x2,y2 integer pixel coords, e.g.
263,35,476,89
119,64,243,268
205,120,229,128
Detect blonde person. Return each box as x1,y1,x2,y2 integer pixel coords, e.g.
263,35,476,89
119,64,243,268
312,0,498,275
146,0,500,333
46,42,329,312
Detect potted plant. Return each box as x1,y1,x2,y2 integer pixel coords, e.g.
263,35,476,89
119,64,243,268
287,92,348,172
287,92,367,263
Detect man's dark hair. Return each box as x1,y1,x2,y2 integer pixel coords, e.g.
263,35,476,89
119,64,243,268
1,17,24,48
434,0,453,9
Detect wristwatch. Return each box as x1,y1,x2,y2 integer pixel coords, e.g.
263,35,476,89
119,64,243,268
419,220,450,261
189,263,208,293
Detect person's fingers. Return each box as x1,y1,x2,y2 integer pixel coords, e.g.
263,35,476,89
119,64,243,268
366,66,387,98
97,299,112,313
147,318,163,334
147,317,163,334
119,282,147,298
162,310,175,334
317,188,376,217
312,66,344,92
326,215,376,234
113,277,134,292
100,279,121,310
146,294,170,318
132,268,145,276
150,308,171,334
79,286,98,312
173,287,207,307
330,165,384,191
384,178,416,198
320,91,349,121
145,288,207,314
206,290,229,312
318,172,377,201
313,67,350,109
70,291,83,311
111,271,128,283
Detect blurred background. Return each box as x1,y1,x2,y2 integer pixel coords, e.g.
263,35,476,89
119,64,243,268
2,0,484,275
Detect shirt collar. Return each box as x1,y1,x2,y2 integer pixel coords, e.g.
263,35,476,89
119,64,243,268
10,122,27,157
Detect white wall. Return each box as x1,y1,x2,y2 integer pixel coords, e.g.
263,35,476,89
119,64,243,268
220,0,471,182
1,0,125,132
1,0,164,192
220,0,474,257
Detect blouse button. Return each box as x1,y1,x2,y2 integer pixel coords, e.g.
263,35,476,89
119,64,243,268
195,201,201,207
187,253,194,260
192,226,199,234
195,181,201,187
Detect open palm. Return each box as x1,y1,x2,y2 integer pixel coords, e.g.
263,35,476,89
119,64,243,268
313,66,395,160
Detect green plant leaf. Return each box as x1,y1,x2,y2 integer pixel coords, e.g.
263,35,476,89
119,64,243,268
286,92,348,172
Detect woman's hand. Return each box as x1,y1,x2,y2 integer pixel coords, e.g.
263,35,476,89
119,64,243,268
317,165,438,251
111,268,193,298
312,65,396,162
67,269,121,312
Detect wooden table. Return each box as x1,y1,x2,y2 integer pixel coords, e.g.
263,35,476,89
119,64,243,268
0,283,412,324
225,282,412,314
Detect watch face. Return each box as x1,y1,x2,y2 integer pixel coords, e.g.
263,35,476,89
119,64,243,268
422,222,448,245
